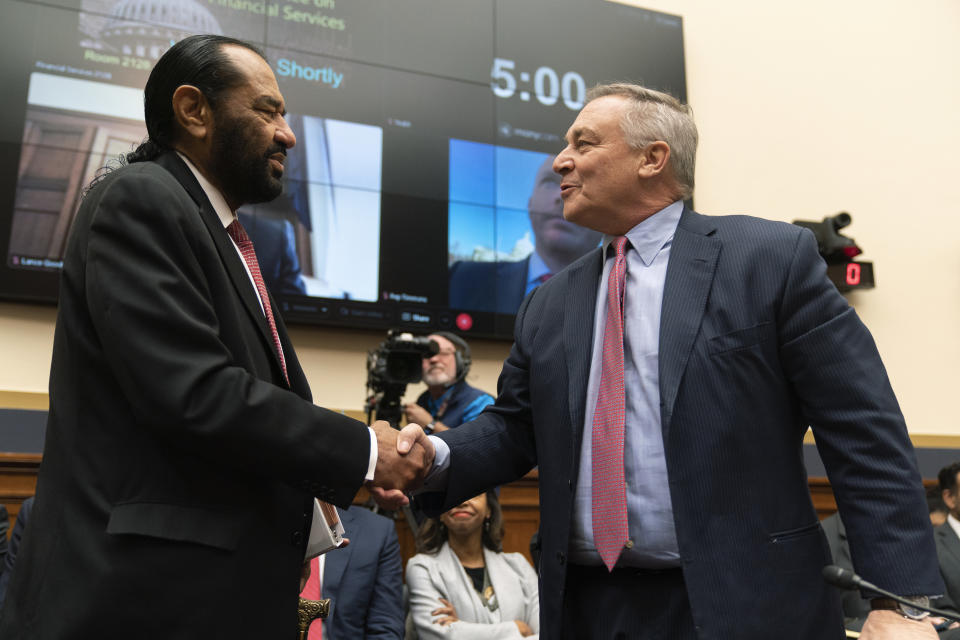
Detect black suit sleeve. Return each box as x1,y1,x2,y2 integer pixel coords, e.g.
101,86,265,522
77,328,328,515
83,167,368,503
427,289,540,511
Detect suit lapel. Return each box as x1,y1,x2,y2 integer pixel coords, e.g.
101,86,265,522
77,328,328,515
153,152,286,382
658,207,720,436
563,249,603,450
938,524,960,569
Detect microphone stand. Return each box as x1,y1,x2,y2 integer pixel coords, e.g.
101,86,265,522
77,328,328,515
822,564,960,622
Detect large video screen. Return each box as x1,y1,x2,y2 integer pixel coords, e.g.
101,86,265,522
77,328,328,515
0,0,686,338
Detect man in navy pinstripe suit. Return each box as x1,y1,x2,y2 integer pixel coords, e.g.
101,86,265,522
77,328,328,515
381,82,942,639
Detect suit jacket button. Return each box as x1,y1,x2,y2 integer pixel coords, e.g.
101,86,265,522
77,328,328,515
556,551,566,565
291,531,303,546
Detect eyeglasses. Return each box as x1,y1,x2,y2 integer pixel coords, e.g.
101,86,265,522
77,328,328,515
424,349,457,358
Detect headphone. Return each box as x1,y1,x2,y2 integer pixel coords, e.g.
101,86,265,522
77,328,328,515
430,331,472,384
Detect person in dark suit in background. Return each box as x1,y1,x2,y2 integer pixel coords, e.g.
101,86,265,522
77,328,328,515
448,158,601,315
320,507,404,640
0,497,32,611
936,463,960,605
0,504,7,590
385,82,943,639
0,35,429,639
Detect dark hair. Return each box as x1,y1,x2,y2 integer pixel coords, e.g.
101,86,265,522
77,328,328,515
939,462,960,494
416,489,504,554
928,484,949,515
128,34,266,163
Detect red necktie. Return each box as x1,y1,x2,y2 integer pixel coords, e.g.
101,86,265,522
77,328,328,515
299,555,323,639
592,236,630,571
536,272,553,284
226,220,289,385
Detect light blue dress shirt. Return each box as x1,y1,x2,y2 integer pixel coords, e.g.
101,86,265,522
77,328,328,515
568,200,684,568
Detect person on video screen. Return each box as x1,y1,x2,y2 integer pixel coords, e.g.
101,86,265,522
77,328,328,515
449,157,601,315
236,210,307,297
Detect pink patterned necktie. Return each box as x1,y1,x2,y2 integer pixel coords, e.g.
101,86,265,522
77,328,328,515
226,220,289,385
299,555,323,639
592,235,630,571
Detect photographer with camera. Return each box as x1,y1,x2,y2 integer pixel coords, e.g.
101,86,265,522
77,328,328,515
403,333,494,434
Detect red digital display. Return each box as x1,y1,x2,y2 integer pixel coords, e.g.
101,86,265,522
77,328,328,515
827,262,874,292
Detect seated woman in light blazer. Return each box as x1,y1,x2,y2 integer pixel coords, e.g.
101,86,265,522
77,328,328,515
405,490,539,639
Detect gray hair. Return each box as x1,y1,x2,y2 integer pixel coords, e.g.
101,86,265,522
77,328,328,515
587,83,698,200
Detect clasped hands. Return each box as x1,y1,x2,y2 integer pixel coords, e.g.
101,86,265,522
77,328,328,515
367,420,435,510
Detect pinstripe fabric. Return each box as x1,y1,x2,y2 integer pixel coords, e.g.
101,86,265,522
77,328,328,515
592,236,630,571
426,207,942,639
227,220,289,385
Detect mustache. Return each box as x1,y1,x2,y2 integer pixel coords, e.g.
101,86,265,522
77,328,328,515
265,144,287,159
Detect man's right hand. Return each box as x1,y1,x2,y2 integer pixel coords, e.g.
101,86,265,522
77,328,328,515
402,402,432,427
368,421,435,509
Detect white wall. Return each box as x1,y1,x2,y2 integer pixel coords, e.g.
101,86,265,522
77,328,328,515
2,0,958,434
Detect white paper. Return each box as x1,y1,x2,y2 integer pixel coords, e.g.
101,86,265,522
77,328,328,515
304,499,346,560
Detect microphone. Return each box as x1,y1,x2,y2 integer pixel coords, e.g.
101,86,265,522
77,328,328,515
822,564,960,621
822,564,861,590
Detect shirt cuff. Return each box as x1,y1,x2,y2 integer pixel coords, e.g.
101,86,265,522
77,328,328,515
420,435,450,491
365,427,377,482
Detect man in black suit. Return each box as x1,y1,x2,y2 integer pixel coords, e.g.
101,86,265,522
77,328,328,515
0,35,430,638
448,157,600,314
385,83,942,638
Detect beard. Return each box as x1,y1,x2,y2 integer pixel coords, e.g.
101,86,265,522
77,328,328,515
423,367,454,387
209,112,286,206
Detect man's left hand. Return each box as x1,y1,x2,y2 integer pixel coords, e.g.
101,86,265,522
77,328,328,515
860,610,938,639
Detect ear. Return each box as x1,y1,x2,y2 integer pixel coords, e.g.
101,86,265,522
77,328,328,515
636,141,671,180
171,85,213,142
943,488,957,511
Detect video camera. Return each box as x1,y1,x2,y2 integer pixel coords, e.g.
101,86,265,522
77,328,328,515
791,212,862,264
364,329,438,427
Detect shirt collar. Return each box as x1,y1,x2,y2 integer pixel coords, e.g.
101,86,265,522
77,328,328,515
601,200,684,266
176,151,236,230
948,513,960,540
526,249,551,284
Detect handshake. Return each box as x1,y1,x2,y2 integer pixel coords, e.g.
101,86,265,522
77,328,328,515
367,421,436,509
